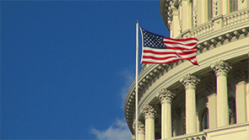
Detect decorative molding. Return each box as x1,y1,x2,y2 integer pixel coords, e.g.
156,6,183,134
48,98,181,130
142,104,157,119
179,74,200,89
210,60,232,76
213,0,219,16
156,88,175,104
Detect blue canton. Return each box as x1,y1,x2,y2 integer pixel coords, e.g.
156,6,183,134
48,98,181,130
141,28,166,49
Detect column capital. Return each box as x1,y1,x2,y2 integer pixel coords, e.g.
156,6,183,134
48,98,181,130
156,88,176,104
179,74,200,89
210,60,232,76
133,120,145,134
234,69,248,83
142,105,157,119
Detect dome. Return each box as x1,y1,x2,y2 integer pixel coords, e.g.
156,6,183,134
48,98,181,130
125,0,249,140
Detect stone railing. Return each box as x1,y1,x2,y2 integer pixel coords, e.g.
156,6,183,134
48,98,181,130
223,9,249,28
176,8,249,39
191,21,213,38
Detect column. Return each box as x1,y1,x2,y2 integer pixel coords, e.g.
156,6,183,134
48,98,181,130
196,96,208,131
180,74,200,134
206,81,217,129
133,120,145,140
196,113,200,132
234,69,247,123
246,83,249,122
171,6,180,38
156,88,175,139
211,60,232,127
222,0,229,15
182,0,193,31
172,108,181,136
142,105,157,140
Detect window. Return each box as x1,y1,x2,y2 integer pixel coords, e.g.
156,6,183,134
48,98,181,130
208,0,213,21
228,97,236,124
230,0,238,13
201,108,209,130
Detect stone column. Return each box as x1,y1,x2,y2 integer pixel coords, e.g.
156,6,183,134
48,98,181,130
171,6,180,38
234,69,247,123
172,108,181,136
133,120,145,140
142,105,157,140
182,0,193,31
206,81,217,129
156,88,175,139
211,60,232,127
196,96,208,131
180,74,200,134
246,83,249,122
222,0,228,15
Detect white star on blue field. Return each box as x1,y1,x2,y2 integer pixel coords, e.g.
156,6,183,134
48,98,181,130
1,1,169,139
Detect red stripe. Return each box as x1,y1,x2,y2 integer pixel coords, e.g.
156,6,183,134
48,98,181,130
143,56,177,60
142,58,183,64
143,50,178,55
163,41,197,46
163,37,199,42
167,46,197,50
142,55,198,65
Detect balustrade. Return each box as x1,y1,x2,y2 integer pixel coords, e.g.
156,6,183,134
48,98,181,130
223,9,249,28
177,8,249,39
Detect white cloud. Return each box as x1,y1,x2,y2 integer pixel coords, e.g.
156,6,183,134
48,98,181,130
91,118,132,140
119,68,135,106
90,69,134,140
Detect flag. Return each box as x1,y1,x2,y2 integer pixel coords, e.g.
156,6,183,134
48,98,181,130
140,28,199,65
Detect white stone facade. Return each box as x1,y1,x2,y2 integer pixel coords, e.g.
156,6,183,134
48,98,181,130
125,0,249,140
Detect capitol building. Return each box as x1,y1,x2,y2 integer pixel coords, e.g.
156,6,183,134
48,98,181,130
124,0,249,140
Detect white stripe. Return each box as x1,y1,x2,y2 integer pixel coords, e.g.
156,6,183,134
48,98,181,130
143,52,196,59
142,57,181,63
177,52,196,58
163,38,198,44
165,43,197,49
143,53,179,58
143,47,196,53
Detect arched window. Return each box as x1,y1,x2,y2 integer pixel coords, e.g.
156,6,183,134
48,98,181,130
230,0,238,13
228,97,236,124
208,0,213,21
201,108,209,130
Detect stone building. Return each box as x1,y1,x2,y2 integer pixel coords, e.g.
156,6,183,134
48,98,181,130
124,0,249,140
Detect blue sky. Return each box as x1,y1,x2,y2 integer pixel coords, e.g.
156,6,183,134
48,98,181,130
1,1,170,139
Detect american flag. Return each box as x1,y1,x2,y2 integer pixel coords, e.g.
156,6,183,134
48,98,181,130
140,28,199,65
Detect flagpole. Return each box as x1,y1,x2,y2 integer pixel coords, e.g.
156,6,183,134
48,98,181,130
135,20,139,140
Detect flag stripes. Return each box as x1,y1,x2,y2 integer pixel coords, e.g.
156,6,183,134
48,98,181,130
140,28,199,65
